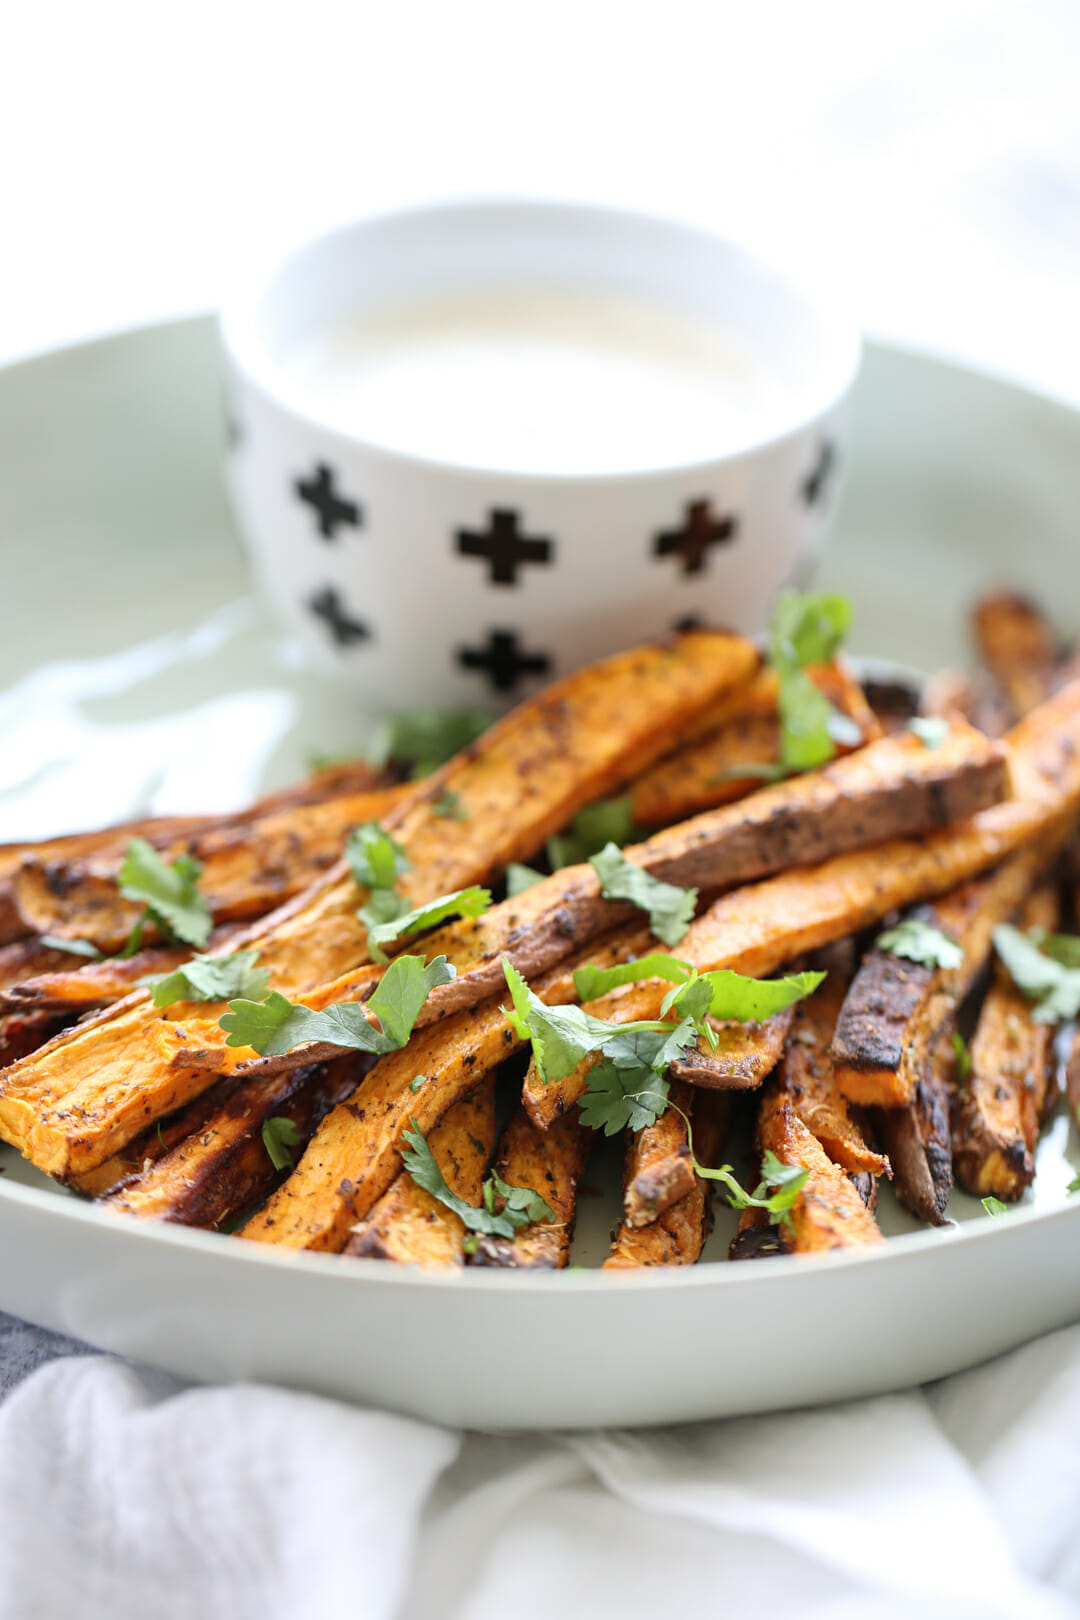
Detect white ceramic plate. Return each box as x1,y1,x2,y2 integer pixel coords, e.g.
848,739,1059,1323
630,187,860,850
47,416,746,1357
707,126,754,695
1,318,1079,1430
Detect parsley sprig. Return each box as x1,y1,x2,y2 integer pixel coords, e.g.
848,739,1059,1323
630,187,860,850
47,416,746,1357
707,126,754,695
400,1119,554,1239
590,844,697,948
346,821,491,961
219,953,454,1056
118,839,213,951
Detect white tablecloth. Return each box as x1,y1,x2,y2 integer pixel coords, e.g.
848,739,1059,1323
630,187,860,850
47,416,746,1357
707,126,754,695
2,1327,1079,1620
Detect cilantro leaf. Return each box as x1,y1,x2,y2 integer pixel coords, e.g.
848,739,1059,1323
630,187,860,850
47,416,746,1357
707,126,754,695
778,668,842,772
118,839,213,948
39,935,101,959
367,709,491,778
981,1196,1008,1216
547,795,635,870
357,888,411,934
992,924,1080,1024
577,1059,671,1135
219,953,454,1056
409,1074,428,1093
770,589,852,670
765,590,855,776
365,885,492,962
573,954,824,1025
909,716,950,750
877,917,963,971
951,1030,973,1082
346,823,410,891
432,790,466,821
1067,1173,1080,1196
1032,931,1080,970
665,1094,810,1229
140,950,269,1009
505,862,546,897
400,1119,553,1238
261,1116,301,1172
502,959,675,1085
590,843,697,948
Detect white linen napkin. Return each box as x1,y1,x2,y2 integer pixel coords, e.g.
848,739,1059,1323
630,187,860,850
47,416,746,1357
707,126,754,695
1,1325,1079,1620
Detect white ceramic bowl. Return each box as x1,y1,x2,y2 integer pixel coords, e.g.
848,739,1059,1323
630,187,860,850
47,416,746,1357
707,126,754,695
221,200,860,709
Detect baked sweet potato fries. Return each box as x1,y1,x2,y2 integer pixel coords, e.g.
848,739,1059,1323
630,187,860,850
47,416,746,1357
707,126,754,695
1,594,1078,1268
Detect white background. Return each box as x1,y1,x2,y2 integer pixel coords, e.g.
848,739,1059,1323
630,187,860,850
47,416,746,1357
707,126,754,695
2,0,1079,399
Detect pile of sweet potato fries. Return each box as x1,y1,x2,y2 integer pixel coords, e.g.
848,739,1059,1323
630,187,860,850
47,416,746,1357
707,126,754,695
0,589,1077,1269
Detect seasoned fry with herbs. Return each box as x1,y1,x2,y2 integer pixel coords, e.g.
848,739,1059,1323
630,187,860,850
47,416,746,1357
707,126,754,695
469,1106,591,1269
876,1024,956,1224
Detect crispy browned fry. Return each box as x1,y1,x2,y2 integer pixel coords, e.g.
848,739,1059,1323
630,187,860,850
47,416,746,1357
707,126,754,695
238,928,651,1253
13,783,412,951
973,592,1058,719
860,673,922,735
921,668,1012,738
0,1010,69,1068
604,1087,710,1268
622,1088,697,1228
0,939,216,1016
772,956,887,1176
0,631,755,1180
628,660,879,828
762,1099,884,1251
876,1024,955,1224
0,940,81,995
667,1007,795,1089
343,1079,497,1266
104,1057,362,1227
832,831,1065,1110
469,1108,592,1269
952,884,1060,1201
523,680,1080,1129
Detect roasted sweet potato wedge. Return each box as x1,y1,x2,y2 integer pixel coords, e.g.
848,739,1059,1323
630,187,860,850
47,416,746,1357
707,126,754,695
628,659,879,828
469,1107,592,1269
952,884,1060,1200
666,1007,795,1089
973,592,1058,719
344,1079,497,1266
759,1099,884,1252
832,830,1066,1110
104,1057,363,1227
876,1025,955,1224
921,668,1012,738
622,1086,698,1228
522,679,1080,1128
604,1088,710,1268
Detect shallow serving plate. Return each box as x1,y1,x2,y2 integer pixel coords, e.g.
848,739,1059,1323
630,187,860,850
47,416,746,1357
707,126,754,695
1,318,1079,1429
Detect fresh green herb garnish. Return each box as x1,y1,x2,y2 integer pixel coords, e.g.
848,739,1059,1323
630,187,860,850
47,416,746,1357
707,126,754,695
346,823,410,891
400,1119,553,1238
409,1074,429,1093
981,1196,1008,1216
547,795,635,871
432,790,467,820
576,1023,699,1133
366,885,492,963
502,959,684,1085
992,925,1080,1024
505,862,546,897
140,950,269,1008
654,1096,809,1229
590,843,697,948
909,716,950,750
220,953,455,1056
39,935,101,959
118,839,213,949
769,590,855,774
367,709,491,778
572,953,824,1026
1030,930,1080,970
1067,1173,1080,1195
877,916,963,971
261,1116,301,1172
951,1030,973,1081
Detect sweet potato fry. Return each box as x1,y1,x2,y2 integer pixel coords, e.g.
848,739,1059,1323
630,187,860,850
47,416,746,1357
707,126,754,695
921,668,1012,738
523,679,1080,1128
468,1108,592,1269
771,953,887,1176
104,1057,363,1227
66,1072,244,1197
622,1086,697,1228
666,1008,795,1089
343,1079,497,1266
13,783,412,951
876,1025,955,1224
0,940,83,995
238,928,651,1253
973,592,1058,719
604,1087,710,1268
952,884,1060,1200
832,830,1066,1110
628,659,879,828
759,1099,884,1252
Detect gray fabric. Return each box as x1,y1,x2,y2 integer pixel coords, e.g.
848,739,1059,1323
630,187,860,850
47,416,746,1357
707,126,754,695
0,1312,89,1397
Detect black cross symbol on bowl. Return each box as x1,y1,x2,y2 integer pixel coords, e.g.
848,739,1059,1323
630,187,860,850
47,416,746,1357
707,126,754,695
294,463,363,540
653,499,738,575
307,585,370,647
455,508,554,585
457,628,551,692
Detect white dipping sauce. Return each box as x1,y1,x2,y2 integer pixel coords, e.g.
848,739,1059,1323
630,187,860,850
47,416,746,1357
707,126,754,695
283,287,792,475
